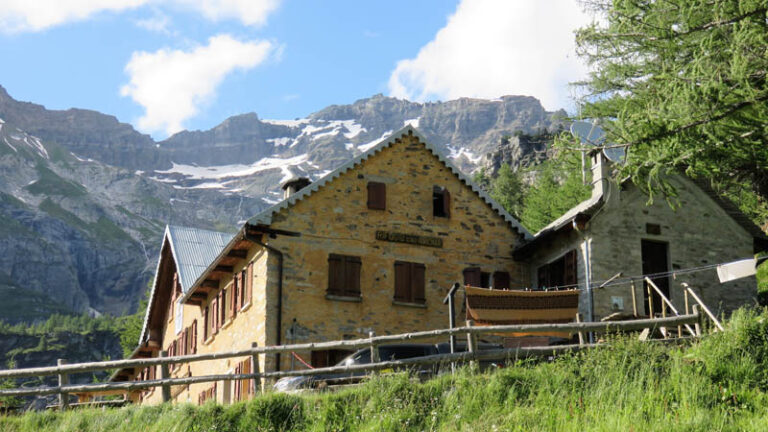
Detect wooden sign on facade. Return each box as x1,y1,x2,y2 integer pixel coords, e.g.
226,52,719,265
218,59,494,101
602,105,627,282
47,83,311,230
375,231,443,248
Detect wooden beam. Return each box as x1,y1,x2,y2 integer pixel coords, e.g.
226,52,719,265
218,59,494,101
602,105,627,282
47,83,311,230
201,279,219,288
227,249,248,259
213,265,233,273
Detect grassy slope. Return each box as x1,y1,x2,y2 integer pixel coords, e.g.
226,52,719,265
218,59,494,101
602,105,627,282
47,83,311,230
3,308,768,431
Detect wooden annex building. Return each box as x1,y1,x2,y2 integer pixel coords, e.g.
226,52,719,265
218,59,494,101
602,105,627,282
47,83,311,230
113,126,764,405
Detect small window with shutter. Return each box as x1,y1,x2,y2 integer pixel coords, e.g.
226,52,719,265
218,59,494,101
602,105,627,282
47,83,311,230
367,182,386,210
433,186,450,218
493,271,510,290
327,254,362,298
394,261,426,304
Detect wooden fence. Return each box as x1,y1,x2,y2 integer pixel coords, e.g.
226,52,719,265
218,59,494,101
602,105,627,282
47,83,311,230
0,312,704,409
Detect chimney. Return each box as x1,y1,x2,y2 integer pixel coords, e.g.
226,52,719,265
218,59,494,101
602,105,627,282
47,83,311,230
281,177,312,199
590,150,610,200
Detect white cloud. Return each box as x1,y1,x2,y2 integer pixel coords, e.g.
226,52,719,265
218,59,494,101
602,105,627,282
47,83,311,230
388,0,592,111
172,0,281,27
0,0,281,33
121,34,273,136
0,0,147,33
135,9,171,34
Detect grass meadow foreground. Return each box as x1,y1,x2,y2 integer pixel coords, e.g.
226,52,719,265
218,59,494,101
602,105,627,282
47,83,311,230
3,308,768,432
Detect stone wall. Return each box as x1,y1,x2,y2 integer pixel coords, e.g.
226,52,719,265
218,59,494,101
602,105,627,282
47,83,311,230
265,132,528,371
526,173,757,321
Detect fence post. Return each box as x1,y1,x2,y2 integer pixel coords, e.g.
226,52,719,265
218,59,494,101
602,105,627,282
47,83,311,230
630,280,638,318
251,342,261,394
159,350,171,403
466,320,477,368
57,359,69,411
369,331,380,363
575,314,585,345
646,283,654,317
692,305,702,337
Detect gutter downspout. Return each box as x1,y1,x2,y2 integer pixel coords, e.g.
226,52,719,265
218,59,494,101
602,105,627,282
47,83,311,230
244,232,284,372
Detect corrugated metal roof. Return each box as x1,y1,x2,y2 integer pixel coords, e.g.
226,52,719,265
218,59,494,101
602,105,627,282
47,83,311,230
139,225,233,345
248,125,533,240
166,225,233,293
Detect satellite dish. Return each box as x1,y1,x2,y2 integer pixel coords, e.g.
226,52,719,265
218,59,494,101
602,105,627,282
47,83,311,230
569,120,625,164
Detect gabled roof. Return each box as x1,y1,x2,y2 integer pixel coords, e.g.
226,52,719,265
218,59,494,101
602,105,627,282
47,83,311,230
139,225,233,344
249,125,532,239
514,169,768,258
165,225,233,293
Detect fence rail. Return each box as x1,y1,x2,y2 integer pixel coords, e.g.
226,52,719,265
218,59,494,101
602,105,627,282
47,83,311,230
0,313,702,402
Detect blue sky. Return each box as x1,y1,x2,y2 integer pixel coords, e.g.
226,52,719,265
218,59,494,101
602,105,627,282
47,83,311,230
0,1,591,140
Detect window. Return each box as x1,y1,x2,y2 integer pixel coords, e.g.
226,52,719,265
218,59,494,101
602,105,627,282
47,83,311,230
231,273,240,318
394,261,426,304
465,268,511,289
220,288,228,324
327,254,361,297
203,305,210,340
198,383,217,405
367,182,386,210
463,267,482,287
493,271,511,290
432,186,450,218
311,349,353,368
243,263,253,307
233,358,254,401
537,250,577,289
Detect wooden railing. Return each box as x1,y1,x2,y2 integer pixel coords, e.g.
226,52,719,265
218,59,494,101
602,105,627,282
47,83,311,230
0,313,703,408
644,277,697,337
681,282,725,332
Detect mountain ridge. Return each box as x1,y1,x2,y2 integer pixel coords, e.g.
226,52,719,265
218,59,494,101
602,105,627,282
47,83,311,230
0,85,565,322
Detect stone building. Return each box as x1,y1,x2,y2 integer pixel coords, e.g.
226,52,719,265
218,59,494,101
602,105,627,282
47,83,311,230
115,127,764,405
117,125,532,404
514,150,767,321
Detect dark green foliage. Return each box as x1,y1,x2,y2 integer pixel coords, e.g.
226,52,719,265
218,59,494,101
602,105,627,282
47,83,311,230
489,164,526,220
5,307,768,431
117,285,150,358
575,0,768,208
519,149,591,233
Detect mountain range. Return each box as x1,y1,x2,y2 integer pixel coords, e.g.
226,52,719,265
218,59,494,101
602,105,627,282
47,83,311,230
0,85,565,322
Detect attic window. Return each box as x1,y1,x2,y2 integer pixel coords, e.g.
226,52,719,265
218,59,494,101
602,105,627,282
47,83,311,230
646,223,661,235
367,182,386,210
433,186,451,218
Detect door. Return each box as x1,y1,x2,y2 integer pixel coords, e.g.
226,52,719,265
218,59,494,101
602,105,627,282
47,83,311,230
641,240,670,316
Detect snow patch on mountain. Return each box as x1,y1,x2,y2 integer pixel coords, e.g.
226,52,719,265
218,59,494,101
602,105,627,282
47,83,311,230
358,130,393,152
262,118,310,128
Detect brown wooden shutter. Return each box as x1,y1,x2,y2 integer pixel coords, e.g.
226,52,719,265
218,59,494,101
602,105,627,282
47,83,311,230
493,271,510,290
563,250,577,286
229,281,236,320
234,364,241,401
344,256,361,296
245,262,253,305
212,297,219,333
191,319,197,353
394,261,410,301
463,267,481,288
442,189,451,218
328,254,342,295
412,263,426,303
367,182,386,210
203,306,209,340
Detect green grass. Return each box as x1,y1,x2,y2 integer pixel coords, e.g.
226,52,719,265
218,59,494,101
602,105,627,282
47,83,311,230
4,308,768,431
24,164,86,198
